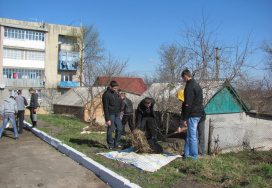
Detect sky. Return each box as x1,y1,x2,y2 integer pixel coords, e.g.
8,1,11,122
1,0,272,78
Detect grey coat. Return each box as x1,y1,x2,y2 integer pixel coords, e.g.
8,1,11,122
1,98,18,116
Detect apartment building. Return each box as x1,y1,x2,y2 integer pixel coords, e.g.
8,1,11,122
0,18,82,112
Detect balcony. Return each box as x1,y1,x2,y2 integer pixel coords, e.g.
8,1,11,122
59,60,79,71
3,78,45,88
59,81,79,88
59,51,80,71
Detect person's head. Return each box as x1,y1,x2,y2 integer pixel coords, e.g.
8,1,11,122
29,88,34,94
109,81,118,92
143,97,152,108
120,92,126,100
177,89,184,102
17,90,22,95
117,89,122,96
10,96,14,99
181,69,192,83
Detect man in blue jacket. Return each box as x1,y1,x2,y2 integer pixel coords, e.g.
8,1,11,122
178,69,204,160
0,96,18,139
102,81,123,150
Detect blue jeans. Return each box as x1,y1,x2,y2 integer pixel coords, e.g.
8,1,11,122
184,117,201,160
0,114,18,138
107,113,122,148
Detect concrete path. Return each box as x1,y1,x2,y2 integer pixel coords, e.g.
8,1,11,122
0,120,110,188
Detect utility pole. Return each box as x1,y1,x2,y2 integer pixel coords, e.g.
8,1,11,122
215,47,219,80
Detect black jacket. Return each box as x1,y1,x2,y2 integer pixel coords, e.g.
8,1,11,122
182,78,204,120
135,98,155,127
121,97,133,115
102,87,122,122
30,93,39,109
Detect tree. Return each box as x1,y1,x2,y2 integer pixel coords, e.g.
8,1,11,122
68,25,129,126
178,15,256,82
157,43,188,82
152,14,257,135
69,24,105,86
262,40,272,76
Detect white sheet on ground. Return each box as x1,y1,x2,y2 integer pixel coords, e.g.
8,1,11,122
98,147,182,172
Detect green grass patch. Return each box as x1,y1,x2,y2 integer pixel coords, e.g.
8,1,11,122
36,114,272,188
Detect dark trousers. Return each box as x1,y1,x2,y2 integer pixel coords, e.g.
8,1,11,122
29,107,37,127
138,117,156,140
17,110,25,133
197,117,205,156
121,114,135,134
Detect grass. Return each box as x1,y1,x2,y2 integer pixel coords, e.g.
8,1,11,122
36,114,272,188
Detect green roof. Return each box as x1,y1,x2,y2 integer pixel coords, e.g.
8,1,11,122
204,81,249,114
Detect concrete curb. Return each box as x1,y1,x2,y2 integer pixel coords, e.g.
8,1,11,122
24,121,141,188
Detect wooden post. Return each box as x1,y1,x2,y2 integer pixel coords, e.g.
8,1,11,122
208,118,214,155
165,112,169,135
215,47,219,80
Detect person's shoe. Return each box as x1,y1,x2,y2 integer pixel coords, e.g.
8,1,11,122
32,125,37,128
15,137,19,140
115,145,123,149
18,131,23,134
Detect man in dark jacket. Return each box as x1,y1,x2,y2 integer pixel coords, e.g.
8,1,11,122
135,97,156,140
102,81,123,150
28,88,39,128
15,90,28,134
178,69,204,160
177,89,206,156
120,93,135,135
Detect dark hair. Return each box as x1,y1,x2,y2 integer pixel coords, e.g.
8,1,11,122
17,90,22,95
181,69,192,78
10,96,14,99
29,88,34,92
117,89,122,92
110,80,118,87
144,97,152,104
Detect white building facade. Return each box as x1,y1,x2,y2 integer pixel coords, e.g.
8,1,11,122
0,18,82,112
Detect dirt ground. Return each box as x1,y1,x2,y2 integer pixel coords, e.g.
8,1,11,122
0,118,109,188
0,115,213,188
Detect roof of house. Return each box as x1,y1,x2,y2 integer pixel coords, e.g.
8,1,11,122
94,77,147,95
141,79,248,114
204,81,249,114
53,86,105,107
142,79,226,106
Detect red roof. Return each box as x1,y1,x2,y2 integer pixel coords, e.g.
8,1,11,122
94,77,147,94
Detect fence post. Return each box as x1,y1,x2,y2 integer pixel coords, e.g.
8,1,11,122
165,112,169,135
208,118,214,155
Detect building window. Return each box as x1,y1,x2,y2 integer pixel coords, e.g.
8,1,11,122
8,90,18,98
3,48,22,59
26,50,45,61
61,73,73,81
3,48,44,61
60,51,79,62
3,68,44,80
4,27,45,41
